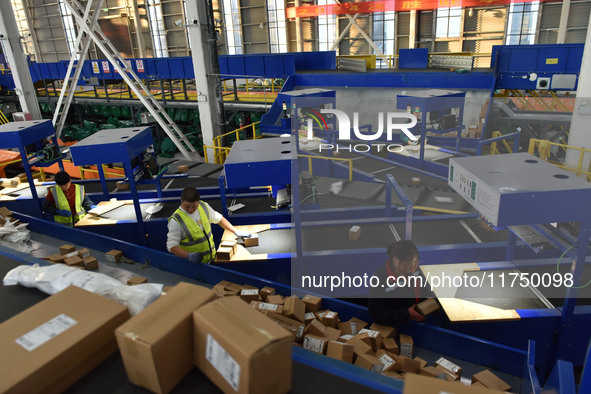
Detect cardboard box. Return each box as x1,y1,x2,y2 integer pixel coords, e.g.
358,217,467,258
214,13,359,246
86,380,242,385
396,356,421,374
244,233,259,247
193,296,292,394
354,354,383,372
127,276,148,285
83,256,98,270
305,319,326,337
472,369,512,392
370,323,396,339
434,366,459,381
400,334,414,358
338,321,358,336
225,283,243,295
349,317,368,330
304,312,316,324
323,326,341,342
0,286,129,393
162,286,174,294
260,286,276,300
320,311,338,328
64,255,84,267
326,341,354,363
219,240,237,254
345,336,373,357
250,301,284,314
266,294,284,305
404,373,500,394
0,206,13,216
264,312,305,342
106,249,124,262
354,332,373,348
383,337,400,355
435,357,462,377
349,225,361,241
414,356,428,369
283,296,305,323
377,352,399,372
382,370,404,380
59,244,76,255
416,298,440,317
301,294,322,313
77,248,91,259
116,283,216,394
358,328,383,352
45,254,66,264
240,289,261,303
420,366,447,380
216,246,234,261
64,251,79,258
303,334,329,354
177,165,189,172
338,334,354,343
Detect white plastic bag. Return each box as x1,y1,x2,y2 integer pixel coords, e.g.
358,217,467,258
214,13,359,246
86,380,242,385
3,264,163,315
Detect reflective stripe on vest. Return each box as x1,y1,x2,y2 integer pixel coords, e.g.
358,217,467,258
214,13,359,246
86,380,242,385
52,184,86,226
169,202,215,262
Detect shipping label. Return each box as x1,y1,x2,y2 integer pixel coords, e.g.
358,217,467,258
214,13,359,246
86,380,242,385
206,334,241,391
15,314,77,351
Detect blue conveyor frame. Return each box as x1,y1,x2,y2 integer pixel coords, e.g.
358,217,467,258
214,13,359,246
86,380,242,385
3,211,547,393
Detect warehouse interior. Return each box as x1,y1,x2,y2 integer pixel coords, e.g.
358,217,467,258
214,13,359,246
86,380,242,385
0,0,591,393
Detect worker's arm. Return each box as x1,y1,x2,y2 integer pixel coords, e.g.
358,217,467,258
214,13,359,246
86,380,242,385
81,195,96,211
42,190,57,214
170,245,189,259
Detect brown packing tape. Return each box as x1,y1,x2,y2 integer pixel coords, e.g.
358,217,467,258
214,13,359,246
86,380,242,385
213,299,283,343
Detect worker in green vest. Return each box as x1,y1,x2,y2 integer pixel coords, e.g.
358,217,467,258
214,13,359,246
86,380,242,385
42,171,97,226
167,187,251,264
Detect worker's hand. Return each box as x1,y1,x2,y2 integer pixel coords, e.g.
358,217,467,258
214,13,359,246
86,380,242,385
56,209,72,217
187,252,203,263
235,231,252,238
90,205,98,209
408,305,425,322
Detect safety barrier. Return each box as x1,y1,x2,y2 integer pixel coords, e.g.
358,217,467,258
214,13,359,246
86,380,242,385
207,121,261,165
529,138,591,180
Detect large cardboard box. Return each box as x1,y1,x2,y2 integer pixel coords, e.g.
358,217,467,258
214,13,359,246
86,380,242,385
116,282,217,394
0,286,129,393
193,296,292,394
326,341,354,363
472,369,512,392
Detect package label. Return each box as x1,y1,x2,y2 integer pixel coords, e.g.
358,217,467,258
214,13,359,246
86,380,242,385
15,314,77,351
325,312,336,319
257,302,278,311
296,325,305,339
370,364,384,373
400,344,413,358
379,354,395,368
206,334,241,391
436,357,461,374
303,336,325,353
305,312,315,320
241,289,259,295
350,321,358,335
359,328,380,338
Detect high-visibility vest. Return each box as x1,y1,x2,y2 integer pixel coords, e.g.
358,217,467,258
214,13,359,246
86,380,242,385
169,202,216,264
51,184,86,226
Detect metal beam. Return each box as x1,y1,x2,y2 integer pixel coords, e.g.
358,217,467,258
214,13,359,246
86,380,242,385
557,0,571,44
0,0,41,119
130,0,145,58
185,0,226,157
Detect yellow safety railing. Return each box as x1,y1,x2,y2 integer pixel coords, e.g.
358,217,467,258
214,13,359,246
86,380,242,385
297,154,354,181
203,145,231,165
209,121,261,165
529,138,591,180
490,131,513,155
0,109,9,124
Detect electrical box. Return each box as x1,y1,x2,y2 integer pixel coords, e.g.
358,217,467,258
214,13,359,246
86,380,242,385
449,153,591,226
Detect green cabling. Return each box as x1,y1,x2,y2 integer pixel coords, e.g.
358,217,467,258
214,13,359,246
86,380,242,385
556,244,591,289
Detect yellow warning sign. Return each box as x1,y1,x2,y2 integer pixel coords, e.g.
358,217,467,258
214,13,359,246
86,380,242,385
92,62,99,73
546,58,559,65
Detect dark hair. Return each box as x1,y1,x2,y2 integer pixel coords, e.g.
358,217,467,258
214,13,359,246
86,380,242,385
181,187,200,203
386,240,418,264
55,171,71,186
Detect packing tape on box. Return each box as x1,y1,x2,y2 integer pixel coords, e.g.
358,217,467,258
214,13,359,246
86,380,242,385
217,301,279,342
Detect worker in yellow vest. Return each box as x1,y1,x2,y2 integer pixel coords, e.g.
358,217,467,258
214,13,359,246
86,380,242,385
42,171,97,226
167,187,251,264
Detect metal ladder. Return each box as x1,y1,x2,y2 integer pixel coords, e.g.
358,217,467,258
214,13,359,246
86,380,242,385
56,0,202,161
